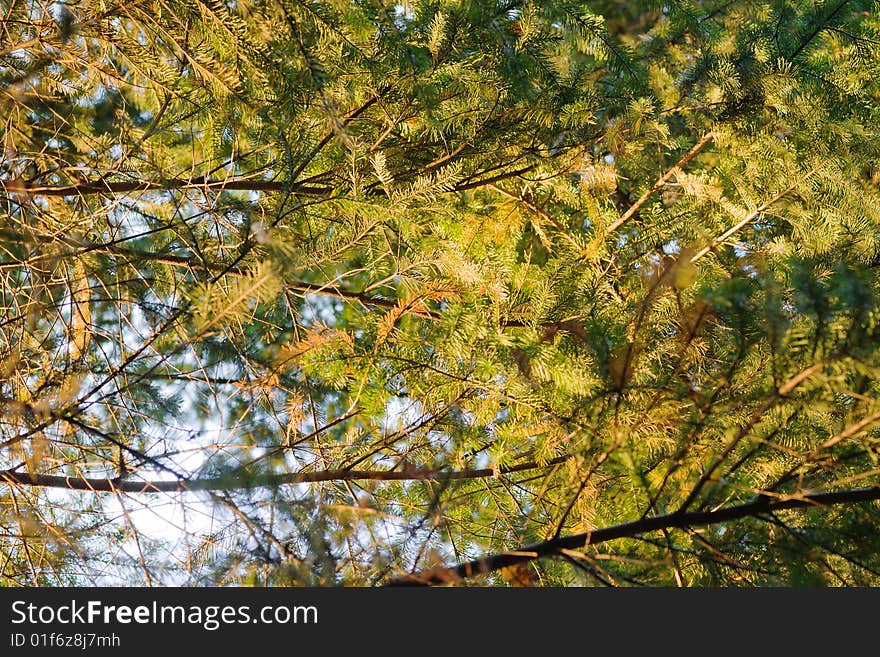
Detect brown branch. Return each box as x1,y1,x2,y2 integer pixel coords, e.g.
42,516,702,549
689,172,816,263
387,485,880,585
789,0,852,61
452,164,539,192
0,178,331,198
0,227,439,316
1,151,529,201
0,226,584,329
604,131,714,235
0,455,568,494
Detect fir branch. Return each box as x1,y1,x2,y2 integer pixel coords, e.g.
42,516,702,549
789,0,853,61
388,485,880,585
0,455,569,493
0,178,330,197
689,171,817,262
677,361,828,513
604,131,714,235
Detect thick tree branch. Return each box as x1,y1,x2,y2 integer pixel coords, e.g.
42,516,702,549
0,455,568,494
387,485,880,585
1,162,535,200
0,178,331,198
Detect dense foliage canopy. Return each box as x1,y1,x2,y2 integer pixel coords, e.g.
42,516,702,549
2,0,880,586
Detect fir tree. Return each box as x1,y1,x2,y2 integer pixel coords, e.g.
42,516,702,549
1,0,880,586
